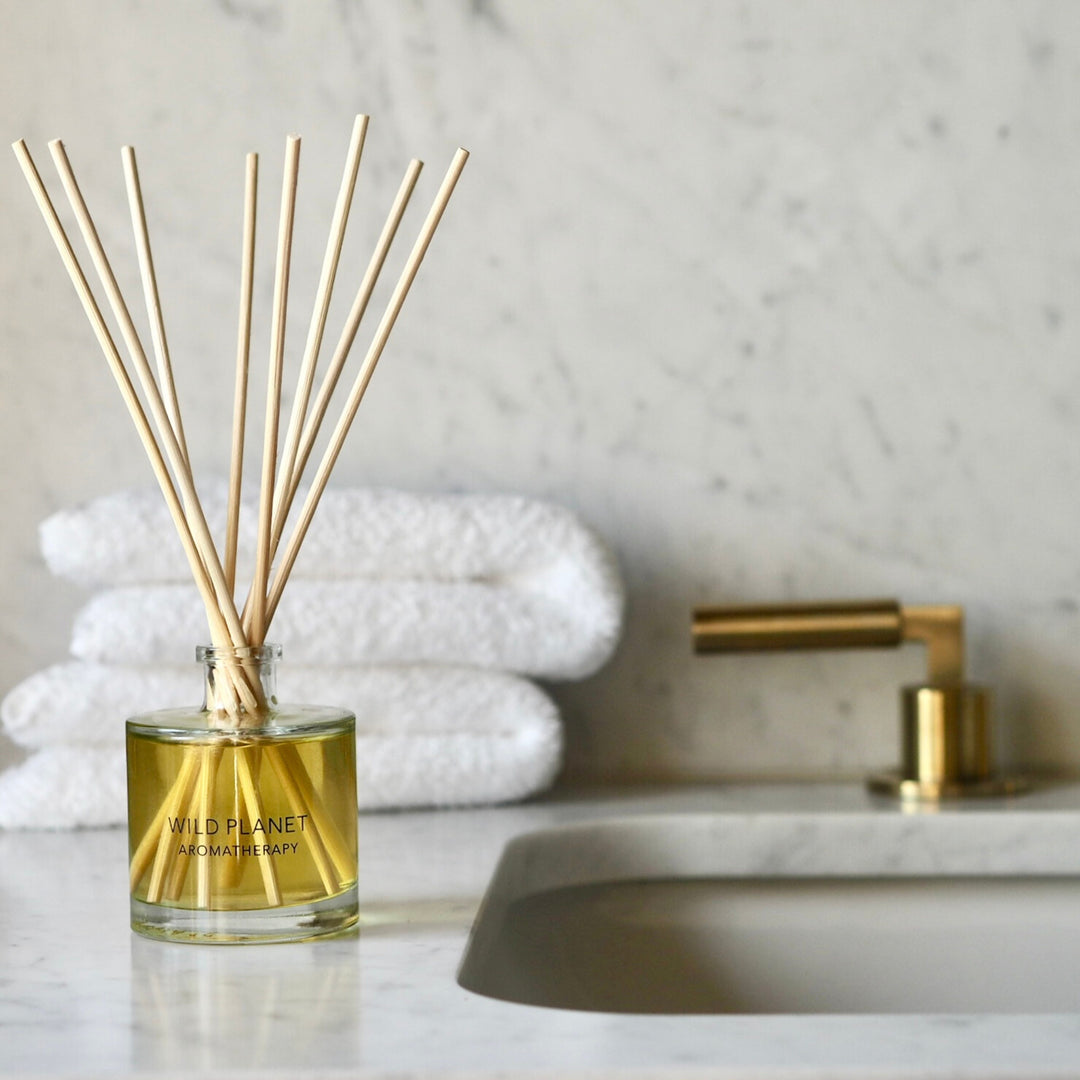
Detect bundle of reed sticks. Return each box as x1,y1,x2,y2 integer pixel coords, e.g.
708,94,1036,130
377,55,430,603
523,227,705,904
14,117,467,908
14,117,466,713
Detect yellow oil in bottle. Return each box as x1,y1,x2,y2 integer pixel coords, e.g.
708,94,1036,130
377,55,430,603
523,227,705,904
127,717,358,913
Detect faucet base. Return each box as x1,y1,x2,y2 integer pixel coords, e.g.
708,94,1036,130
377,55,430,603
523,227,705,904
869,682,1029,800
866,770,1029,802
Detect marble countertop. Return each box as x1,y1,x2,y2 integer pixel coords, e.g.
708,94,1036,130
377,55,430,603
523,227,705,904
4,782,1080,1079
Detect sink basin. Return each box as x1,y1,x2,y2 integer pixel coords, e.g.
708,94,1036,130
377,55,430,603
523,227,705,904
457,815,1080,1015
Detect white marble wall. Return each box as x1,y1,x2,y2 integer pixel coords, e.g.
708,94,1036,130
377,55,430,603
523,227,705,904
2,1,1080,783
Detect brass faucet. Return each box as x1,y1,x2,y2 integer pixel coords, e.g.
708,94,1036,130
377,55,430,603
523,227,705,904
692,599,1026,800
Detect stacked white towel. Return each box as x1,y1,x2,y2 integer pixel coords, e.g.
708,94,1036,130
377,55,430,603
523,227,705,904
0,485,625,828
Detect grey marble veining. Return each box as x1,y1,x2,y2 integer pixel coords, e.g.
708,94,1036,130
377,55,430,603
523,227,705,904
4,3,1080,785
3,785,1080,1077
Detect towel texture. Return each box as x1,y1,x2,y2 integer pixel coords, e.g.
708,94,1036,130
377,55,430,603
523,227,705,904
48,484,624,680
0,748,127,830
71,579,615,678
0,662,562,825
42,483,624,591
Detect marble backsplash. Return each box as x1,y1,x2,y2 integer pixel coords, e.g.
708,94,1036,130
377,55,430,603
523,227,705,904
2,1,1080,783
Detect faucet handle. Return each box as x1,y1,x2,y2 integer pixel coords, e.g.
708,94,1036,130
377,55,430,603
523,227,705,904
692,598,1027,801
692,598,965,683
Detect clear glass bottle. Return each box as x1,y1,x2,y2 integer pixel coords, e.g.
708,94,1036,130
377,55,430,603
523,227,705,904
126,644,358,944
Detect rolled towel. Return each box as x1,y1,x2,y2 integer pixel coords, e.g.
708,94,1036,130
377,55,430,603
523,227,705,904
47,485,623,679
70,577,618,679
41,483,623,593
0,748,126,830
0,662,561,826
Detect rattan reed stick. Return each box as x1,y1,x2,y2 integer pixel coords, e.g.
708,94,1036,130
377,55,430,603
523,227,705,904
263,148,469,623
194,746,221,908
11,141,248,709
249,136,301,647
273,114,368,544
47,141,256,699
145,748,202,902
269,158,424,555
234,751,283,904
127,746,200,888
121,145,189,465
265,746,337,894
226,152,259,594
270,742,353,882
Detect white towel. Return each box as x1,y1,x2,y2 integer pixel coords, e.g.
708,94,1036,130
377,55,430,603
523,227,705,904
70,579,616,679
0,748,127,830
47,485,624,679
0,662,562,827
41,483,624,591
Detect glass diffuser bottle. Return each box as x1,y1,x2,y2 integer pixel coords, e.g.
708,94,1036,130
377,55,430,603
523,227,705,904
126,645,358,944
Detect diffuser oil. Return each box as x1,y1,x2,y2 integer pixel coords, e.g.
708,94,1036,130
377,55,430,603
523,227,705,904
126,646,358,944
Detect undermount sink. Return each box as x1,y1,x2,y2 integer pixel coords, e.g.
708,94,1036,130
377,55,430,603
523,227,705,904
457,814,1080,1015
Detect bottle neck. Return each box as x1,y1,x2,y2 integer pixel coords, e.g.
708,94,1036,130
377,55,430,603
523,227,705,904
198,644,281,723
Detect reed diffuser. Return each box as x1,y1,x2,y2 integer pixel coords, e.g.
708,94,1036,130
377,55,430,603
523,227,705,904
14,117,467,942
